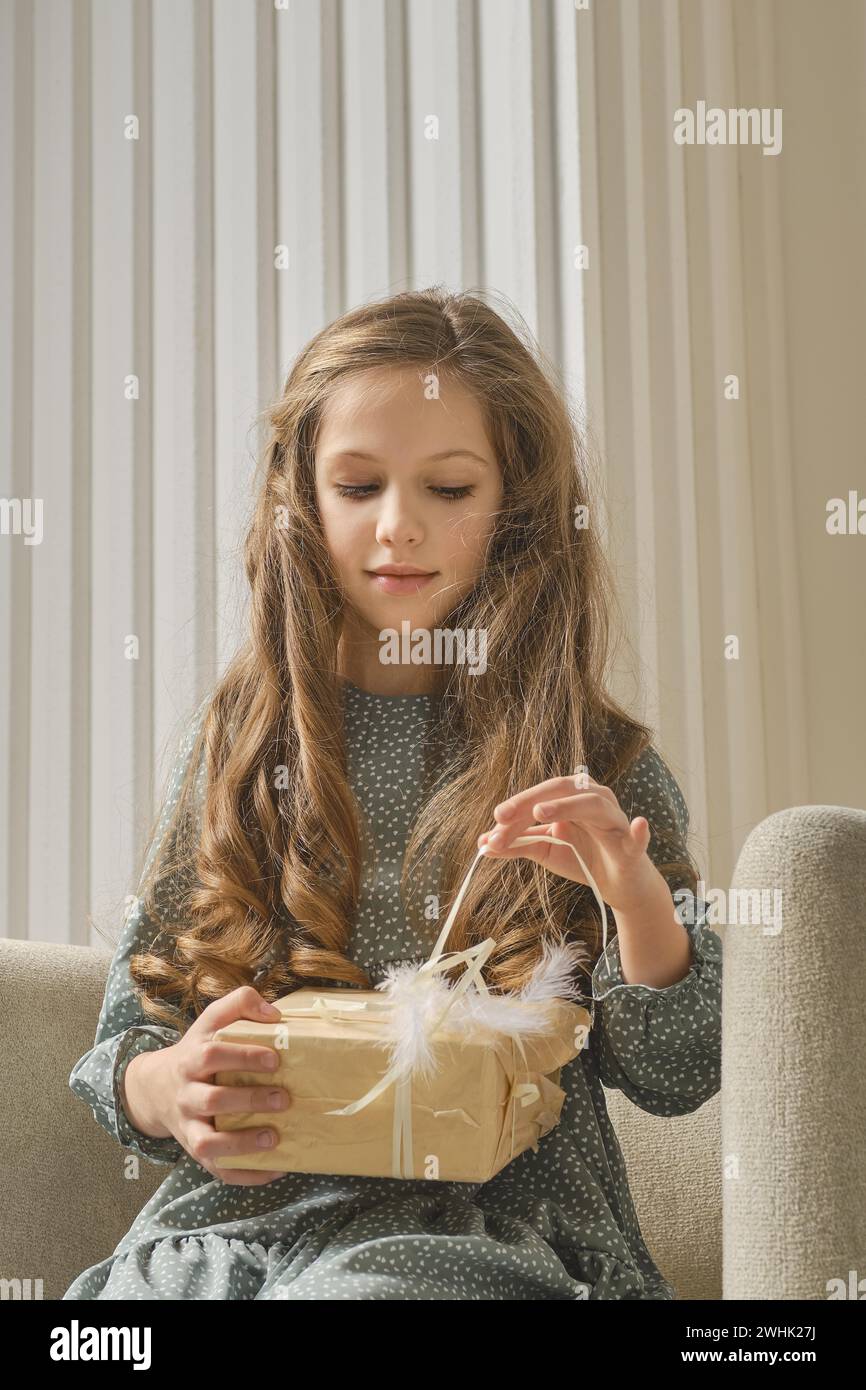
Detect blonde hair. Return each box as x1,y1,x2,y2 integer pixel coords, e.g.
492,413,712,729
129,286,698,1030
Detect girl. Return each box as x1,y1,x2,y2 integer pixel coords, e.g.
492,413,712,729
64,287,721,1301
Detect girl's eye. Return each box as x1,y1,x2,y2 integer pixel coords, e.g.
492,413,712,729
334,484,474,503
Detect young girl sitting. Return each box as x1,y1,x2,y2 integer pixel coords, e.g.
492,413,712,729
64,287,721,1301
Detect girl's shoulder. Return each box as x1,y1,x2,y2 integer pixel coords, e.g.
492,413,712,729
617,742,691,835
153,694,211,831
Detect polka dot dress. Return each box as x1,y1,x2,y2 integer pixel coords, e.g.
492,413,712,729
63,680,722,1301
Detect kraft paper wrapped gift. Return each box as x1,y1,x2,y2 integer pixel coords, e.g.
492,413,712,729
213,832,606,1182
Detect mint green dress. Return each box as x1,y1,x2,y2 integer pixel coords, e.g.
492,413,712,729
63,681,722,1301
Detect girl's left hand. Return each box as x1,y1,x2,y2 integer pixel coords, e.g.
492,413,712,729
478,773,665,914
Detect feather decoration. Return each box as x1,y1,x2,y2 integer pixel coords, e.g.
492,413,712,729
374,960,455,1083
374,938,592,1081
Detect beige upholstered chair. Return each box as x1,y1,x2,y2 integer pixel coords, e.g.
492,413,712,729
2,804,863,1300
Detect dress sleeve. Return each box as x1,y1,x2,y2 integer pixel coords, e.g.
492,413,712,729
585,747,722,1116
68,701,207,1166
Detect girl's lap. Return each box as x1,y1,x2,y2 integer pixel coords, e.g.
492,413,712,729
63,1232,271,1301
63,1193,597,1301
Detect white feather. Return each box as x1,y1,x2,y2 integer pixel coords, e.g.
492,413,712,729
520,938,591,1004
374,961,454,1082
373,938,592,1077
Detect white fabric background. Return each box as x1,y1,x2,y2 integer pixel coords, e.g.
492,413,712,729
0,0,862,946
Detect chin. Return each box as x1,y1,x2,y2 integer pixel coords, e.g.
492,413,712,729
371,603,438,629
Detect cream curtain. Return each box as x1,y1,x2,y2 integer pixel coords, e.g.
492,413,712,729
0,0,862,947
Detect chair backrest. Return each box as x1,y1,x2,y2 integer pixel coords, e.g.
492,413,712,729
605,1087,722,1299
0,938,166,1301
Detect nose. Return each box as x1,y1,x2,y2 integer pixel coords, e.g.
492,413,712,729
374,485,424,549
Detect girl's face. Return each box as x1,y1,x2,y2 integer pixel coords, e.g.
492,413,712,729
314,366,503,689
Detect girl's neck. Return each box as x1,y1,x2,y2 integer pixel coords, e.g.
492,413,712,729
336,642,444,697
338,666,442,697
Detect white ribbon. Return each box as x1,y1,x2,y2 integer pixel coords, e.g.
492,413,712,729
289,831,608,1178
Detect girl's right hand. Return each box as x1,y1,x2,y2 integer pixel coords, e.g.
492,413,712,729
144,985,293,1185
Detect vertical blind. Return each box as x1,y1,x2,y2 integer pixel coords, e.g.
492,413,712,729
0,0,813,947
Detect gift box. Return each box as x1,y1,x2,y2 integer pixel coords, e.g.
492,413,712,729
213,832,604,1182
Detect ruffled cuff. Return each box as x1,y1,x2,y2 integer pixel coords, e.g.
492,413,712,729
586,899,722,1114
591,899,714,1009
113,1026,185,1166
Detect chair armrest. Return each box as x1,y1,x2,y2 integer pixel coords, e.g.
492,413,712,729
722,804,866,1299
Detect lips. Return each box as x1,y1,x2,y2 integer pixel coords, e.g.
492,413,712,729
366,569,438,594
369,566,436,577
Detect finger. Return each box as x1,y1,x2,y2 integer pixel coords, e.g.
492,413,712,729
492,776,589,827
488,792,622,848
479,824,558,857
184,1040,283,1082
217,1169,285,1186
630,816,652,853
478,824,557,849
492,772,619,822
192,986,282,1034
193,1152,285,1186
185,1117,283,1168
528,792,629,835
182,1081,293,1118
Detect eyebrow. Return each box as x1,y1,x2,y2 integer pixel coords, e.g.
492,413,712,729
325,449,490,467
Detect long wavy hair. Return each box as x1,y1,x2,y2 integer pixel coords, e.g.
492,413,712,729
127,286,699,1031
